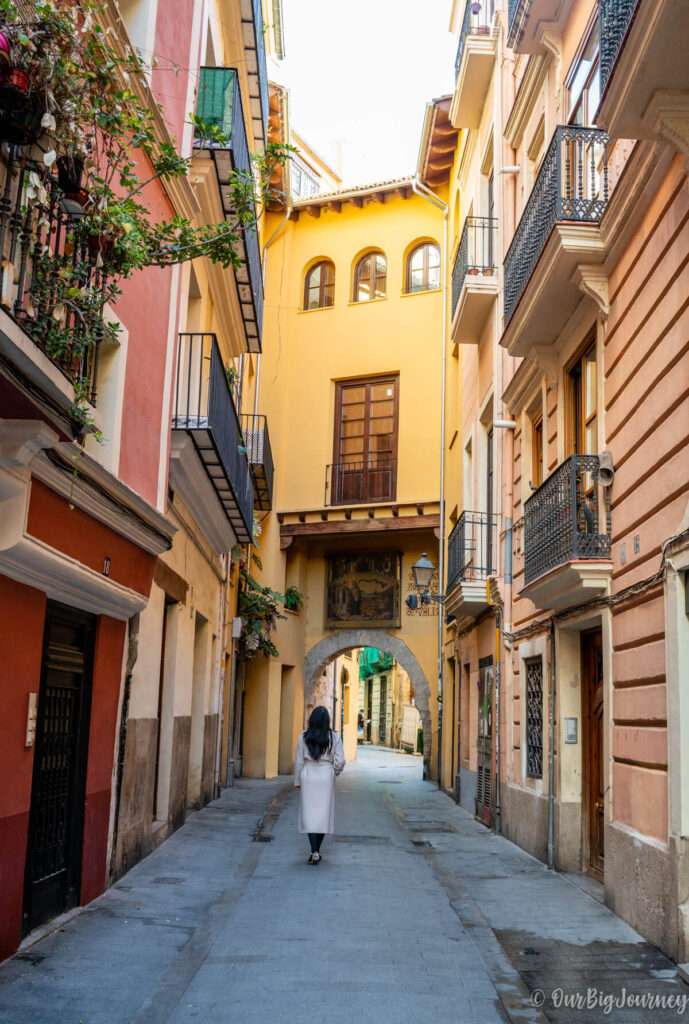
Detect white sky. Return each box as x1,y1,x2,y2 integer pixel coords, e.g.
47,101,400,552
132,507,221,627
274,0,458,188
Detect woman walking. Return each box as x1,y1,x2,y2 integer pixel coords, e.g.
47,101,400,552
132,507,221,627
294,706,346,864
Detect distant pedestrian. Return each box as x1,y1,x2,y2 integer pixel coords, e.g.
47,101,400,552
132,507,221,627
294,706,346,864
357,708,365,741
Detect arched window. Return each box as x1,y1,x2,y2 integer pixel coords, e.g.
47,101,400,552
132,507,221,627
353,251,386,302
304,260,335,310
406,242,440,293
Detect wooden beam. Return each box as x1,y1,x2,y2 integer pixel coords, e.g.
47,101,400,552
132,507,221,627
298,512,306,523
320,510,328,521
288,210,300,221
416,504,424,516
350,196,364,208
370,192,386,204
326,200,342,213
367,508,375,518
279,513,440,540
280,535,294,550
305,205,321,218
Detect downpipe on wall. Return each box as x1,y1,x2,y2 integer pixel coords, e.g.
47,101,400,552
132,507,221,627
411,177,448,788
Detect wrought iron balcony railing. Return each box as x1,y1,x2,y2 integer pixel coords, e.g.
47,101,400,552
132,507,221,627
452,216,498,318
455,0,495,77
172,332,254,541
240,413,274,512
523,454,611,586
194,67,263,351
251,0,270,141
503,125,609,326
0,146,109,404
507,0,521,41
325,458,398,507
447,510,498,592
599,0,639,92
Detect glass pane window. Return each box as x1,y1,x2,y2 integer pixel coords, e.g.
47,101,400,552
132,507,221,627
568,23,600,125
406,243,441,293
354,251,387,302
304,260,335,310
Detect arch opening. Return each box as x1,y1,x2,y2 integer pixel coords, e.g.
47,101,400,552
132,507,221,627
304,629,433,779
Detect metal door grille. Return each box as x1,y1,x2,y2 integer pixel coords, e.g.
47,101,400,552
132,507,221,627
24,607,95,935
378,676,387,743
525,658,543,778
476,659,493,825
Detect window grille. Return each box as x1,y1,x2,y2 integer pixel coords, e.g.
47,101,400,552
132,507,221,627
526,658,543,778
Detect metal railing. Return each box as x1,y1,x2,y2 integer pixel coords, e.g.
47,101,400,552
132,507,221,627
507,0,522,42
452,216,498,317
325,458,398,506
447,510,498,592
0,147,109,403
504,125,609,326
523,454,611,586
194,68,263,346
455,0,495,77
599,0,639,93
252,0,270,139
172,332,254,538
240,413,274,511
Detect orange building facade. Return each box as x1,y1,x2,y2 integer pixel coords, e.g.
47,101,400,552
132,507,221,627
436,0,689,962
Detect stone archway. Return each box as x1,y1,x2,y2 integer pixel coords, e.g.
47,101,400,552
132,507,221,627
304,630,433,778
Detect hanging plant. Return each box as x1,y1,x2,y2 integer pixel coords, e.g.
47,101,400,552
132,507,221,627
0,0,295,428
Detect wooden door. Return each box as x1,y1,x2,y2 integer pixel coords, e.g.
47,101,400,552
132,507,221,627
23,603,95,935
582,630,604,880
333,377,398,504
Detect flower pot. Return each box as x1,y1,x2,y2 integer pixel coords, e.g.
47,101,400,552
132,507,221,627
0,32,11,68
57,155,84,194
0,66,31,95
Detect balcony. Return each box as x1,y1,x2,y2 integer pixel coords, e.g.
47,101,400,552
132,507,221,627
240,413,274,512
597,0,689,142
193,68,263,353
170,333,254,548
451,216,498,346
325,458,397,507
0,147,108,421
521,454,612,611
450,0,496,129
241,0,270,149
507,0,564,54
502,125,609,358
445,511,498,622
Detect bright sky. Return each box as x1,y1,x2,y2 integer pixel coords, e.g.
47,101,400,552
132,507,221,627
275,0,458,188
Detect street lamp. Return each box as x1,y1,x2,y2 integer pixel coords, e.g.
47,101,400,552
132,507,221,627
412,553,435,592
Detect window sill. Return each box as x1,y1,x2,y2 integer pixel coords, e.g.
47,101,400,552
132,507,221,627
298,305,335,315
347,296,388,307
401,287,441,298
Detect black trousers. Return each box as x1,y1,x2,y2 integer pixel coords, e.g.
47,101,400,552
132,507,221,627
308,832,325,854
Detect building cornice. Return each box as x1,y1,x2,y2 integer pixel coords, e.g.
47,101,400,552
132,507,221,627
32,445,176,556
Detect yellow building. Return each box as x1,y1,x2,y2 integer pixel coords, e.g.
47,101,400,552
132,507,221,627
236,167,446,780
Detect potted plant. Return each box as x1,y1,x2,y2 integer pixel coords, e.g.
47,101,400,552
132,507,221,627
284,585,304,612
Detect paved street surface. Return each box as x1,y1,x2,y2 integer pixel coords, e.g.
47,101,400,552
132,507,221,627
1,747,687,1024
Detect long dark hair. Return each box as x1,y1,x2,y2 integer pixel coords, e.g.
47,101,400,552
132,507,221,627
304,706,333,760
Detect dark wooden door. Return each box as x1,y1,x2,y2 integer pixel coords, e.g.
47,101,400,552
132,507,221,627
333,377,398,504
476,657,493,826
23,602,96,935
366,680,373,742
583,630,604,880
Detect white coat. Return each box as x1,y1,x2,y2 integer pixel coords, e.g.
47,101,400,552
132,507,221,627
294,731,346,833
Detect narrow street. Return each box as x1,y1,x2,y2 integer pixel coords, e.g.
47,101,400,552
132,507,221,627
1,747,686,1024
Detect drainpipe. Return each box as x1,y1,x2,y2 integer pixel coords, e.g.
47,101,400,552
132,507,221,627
411,177,448,789
547,618,556,869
